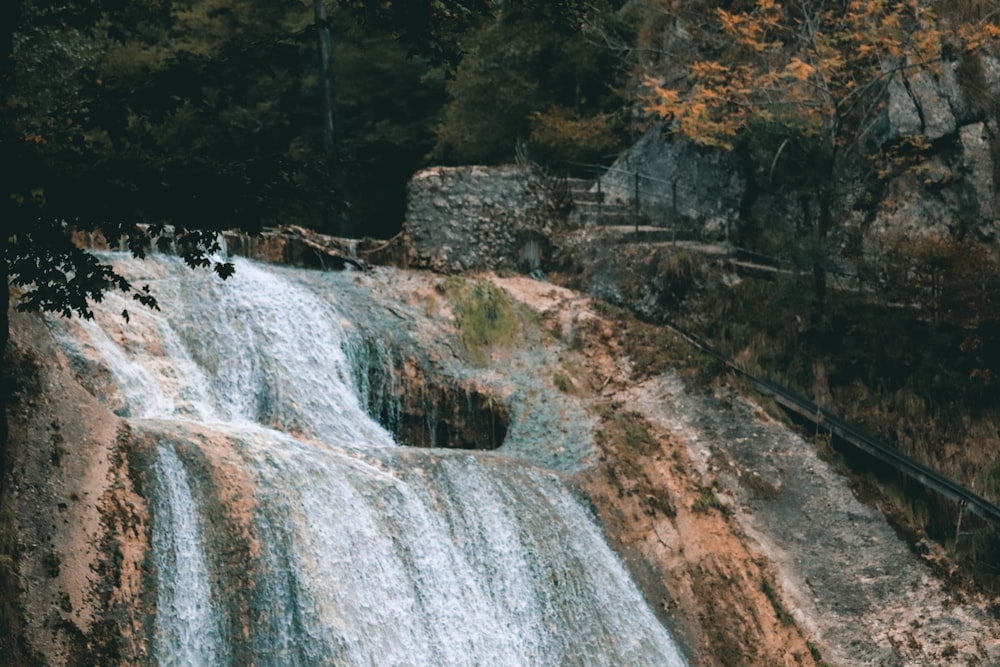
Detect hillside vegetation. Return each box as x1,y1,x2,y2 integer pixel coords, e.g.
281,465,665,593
3,0,645,240
554,231,1000,592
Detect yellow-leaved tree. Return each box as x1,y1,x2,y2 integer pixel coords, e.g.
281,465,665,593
645,0,1000,314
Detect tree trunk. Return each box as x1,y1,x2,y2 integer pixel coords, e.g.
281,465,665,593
0,0,20,488
0,234,8,492
314,0,335,157
811,189,833,324
737,145,758,244
812,252,827,320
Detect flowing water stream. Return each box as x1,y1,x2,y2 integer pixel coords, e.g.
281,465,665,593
51,255,687,666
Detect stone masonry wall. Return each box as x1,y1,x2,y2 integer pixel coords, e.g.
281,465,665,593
401,165,555,274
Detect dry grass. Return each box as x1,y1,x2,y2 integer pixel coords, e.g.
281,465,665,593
661,244,1000,590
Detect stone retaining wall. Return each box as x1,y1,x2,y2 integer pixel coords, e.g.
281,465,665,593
400,165,557,274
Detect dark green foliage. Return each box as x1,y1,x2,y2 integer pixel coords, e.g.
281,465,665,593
10,0,326,229
2,0,311,324
1,0,469,320
1,0,650,321
6,0,643,249
336,0,491,69
433,0,633,167
442,278,523,365
332,33,448,235
806,641,829,666
691,487,726,515
434,22,550,164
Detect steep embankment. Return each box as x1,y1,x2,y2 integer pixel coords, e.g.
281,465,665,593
299,263,1000,665
4,311,150,666
491,275,1000,666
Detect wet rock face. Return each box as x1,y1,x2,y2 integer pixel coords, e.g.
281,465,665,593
3,312,153,667
391,386,509,451
364,356,509,451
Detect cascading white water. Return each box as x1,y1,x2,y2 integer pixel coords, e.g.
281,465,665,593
151,444,230,666
51,255,687,666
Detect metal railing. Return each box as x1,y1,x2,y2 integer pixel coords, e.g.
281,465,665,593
565,161,881,289
666,321,1000,525
566,161,704,242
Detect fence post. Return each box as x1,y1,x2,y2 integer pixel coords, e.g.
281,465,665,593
634,171,640,240
672,179,678,247
596,171,603,226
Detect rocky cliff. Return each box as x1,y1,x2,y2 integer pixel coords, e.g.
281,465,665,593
599,51,1000,249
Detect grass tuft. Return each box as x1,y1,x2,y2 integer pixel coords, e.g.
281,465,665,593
442,278,524,365
761,577,796,627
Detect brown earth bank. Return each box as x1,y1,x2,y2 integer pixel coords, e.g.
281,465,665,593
3,310,151,666
491,274,1000,666
550,224,1000,576
4,263,1000,666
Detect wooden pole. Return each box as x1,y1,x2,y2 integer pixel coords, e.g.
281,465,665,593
634,171,640,240
313,0,335,156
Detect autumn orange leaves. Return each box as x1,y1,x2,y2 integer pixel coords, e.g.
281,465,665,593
644,0,999,152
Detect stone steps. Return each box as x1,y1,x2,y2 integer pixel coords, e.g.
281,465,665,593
572,209,631,226
571,190,604,204
567,179,633,226
597,226,696,244
564,177,593,190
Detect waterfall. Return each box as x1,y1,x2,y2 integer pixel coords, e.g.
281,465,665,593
151,444,230,666
51,255,687,666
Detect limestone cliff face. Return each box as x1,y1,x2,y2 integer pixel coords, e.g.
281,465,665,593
602,53,1000,246
865,54,1000,239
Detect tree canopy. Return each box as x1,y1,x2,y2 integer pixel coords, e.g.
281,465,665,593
433,0,636,167
2,0,648,327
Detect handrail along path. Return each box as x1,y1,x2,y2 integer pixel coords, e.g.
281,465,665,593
665,322,1000,525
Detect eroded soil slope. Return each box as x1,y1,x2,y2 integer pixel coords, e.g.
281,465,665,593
491,274,1000,667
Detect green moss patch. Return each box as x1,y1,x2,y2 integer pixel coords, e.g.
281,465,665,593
442,278,525,365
